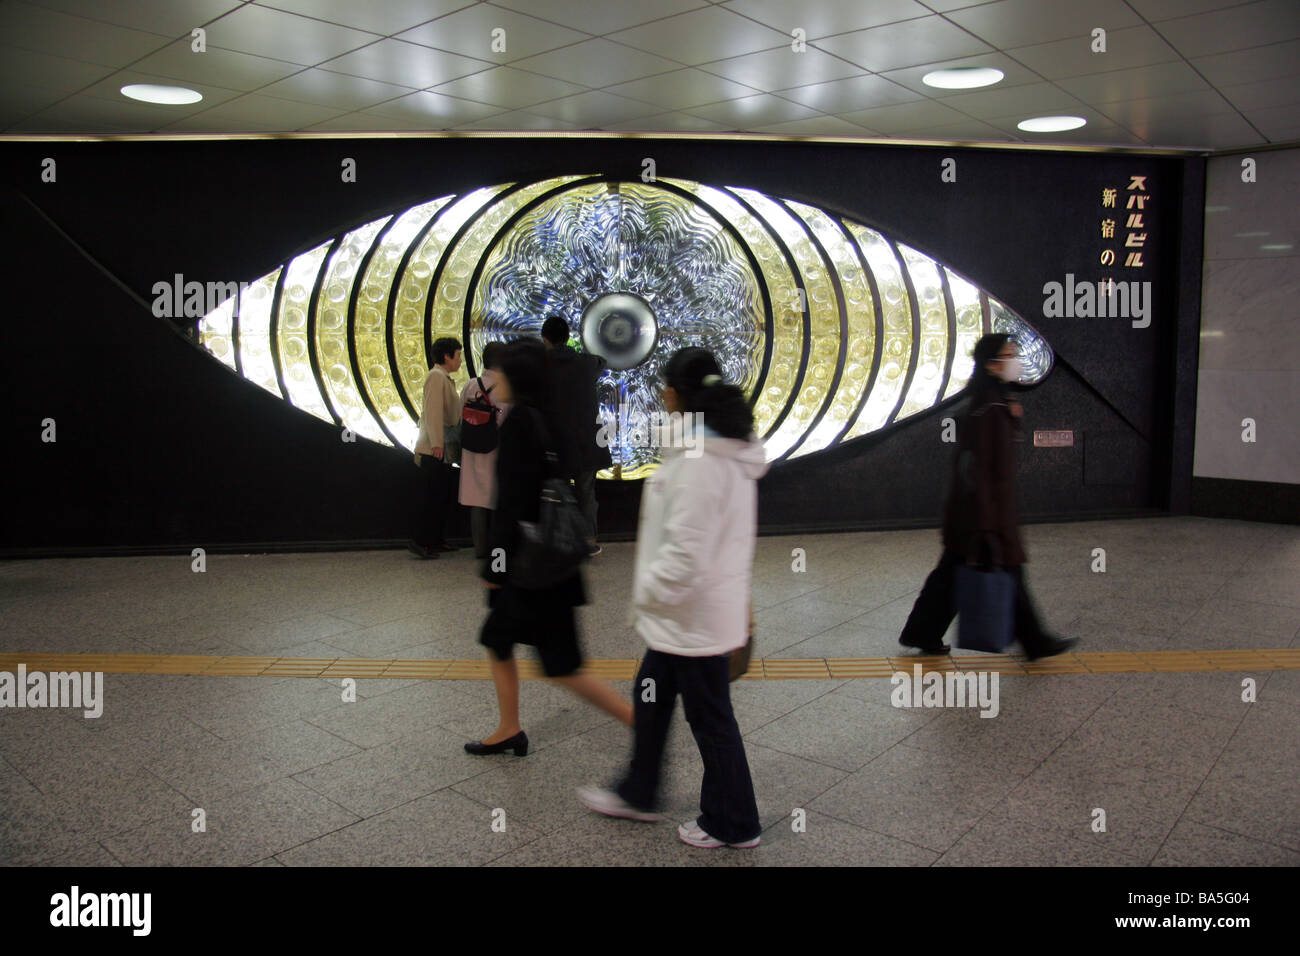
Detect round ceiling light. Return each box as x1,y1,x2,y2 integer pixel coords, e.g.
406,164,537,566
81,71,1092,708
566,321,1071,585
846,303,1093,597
121,84,203,105
1017,115,1087,132
922,67,1004,90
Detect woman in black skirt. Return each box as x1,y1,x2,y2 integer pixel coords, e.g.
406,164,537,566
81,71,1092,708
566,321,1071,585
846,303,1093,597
465,337,632,756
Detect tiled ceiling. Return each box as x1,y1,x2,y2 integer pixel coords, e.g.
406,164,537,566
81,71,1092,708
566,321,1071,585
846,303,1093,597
1,0,1297,149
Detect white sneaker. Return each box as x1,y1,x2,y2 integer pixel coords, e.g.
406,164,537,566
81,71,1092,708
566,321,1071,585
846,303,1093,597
577,787,660,822
677,819,760,849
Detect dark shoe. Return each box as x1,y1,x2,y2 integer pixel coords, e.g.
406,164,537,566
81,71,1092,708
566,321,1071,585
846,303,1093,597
588,544,602,557
899,636,951,655
407,541,436,559
434,542,459,553
464,731,528,757
1025,636,1079,662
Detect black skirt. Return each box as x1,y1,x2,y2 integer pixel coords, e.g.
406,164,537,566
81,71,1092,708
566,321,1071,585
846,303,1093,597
479,573,587,677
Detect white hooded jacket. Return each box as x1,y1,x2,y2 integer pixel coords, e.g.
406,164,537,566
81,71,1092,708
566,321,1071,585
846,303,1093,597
630,420,769,657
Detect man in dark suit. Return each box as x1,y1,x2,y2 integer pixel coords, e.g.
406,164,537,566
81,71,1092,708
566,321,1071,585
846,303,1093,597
541,315,612,556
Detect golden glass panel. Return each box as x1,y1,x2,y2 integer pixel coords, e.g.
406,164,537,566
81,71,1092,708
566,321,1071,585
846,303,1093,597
895,243,949,420
314,219,390,444
276,240,333,424
235,268,284,399
356,197,451,451
394,185,512,413
784,199,875,456
943,268,984,398
663,179,799,456
843,225,912,439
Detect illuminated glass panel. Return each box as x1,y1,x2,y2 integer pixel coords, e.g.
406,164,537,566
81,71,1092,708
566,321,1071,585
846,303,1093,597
784,200,873,456
844,225,911,439
394,186,511,410
896,243,949,420
236,268,283,399
356,198,451,451
663,179,798,450
315,219,390,444
198,295,236,370
276,241,333,423
990,297,1053,383
944,268,984,398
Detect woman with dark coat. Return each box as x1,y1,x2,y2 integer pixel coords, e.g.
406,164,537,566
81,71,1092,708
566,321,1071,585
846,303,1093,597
465,337,632,757
898,333,1078,660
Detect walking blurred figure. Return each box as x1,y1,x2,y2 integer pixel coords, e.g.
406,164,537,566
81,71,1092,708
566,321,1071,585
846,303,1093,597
541,315,611,556
410,337,463,559
458,341,510,560
466,337,632,757
898,333,1078,660
578,347,766,849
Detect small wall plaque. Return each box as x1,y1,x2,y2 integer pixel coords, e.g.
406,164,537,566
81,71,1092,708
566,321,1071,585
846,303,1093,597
1034,430,1074,447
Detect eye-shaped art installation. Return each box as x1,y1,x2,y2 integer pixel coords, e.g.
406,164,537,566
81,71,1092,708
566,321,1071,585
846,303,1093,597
198,175,1053,479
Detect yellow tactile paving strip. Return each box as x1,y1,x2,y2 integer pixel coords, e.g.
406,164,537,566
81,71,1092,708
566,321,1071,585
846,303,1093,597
0,649,1296,679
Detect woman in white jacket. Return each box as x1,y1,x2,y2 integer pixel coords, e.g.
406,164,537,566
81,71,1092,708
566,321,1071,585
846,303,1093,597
579,347,767,849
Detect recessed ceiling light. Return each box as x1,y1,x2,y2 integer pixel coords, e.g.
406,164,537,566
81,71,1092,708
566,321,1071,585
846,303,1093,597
922,67,1004,90
1017,115,1086,132
121,83,202,105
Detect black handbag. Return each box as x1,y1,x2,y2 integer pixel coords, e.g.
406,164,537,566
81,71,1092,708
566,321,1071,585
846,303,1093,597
459,377,499,454
507,408,590,590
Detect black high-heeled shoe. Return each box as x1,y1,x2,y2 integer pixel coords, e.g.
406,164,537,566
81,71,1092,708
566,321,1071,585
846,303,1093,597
464,731,529,756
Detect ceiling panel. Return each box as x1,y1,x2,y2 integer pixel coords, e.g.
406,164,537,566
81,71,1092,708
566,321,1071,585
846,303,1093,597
1125,0,1261,21
491,0,709,36
897,119,1016,141
721,0,929,39
0,3,170,66
1218,77,1300,111
1056,61,1211,105
22,0,245,35
1098,89,1240,129
752,115,875,136
0,46,117,92
938,81,1090,121
947,0,1142,49
431,66,587,109
839,99,971,133
1190,39,1300,86
453,108,570,130
158,92,348,131
686,93,821,127
319,38,490,88
603,110,729,131
1154,0,1300,59
608,7,788,65
132,38,307,91
605,68,759,110
205,4,378,65
509,39,681,88
1243,103,1300,138
255,0,475,36
775,73,921,113
813,16,993,73
1007,25,1181,79
524,90,665,125
699,47,864,91
1128,110,1265,148
364,90,502,125
258,69,420,112
396,5,586,61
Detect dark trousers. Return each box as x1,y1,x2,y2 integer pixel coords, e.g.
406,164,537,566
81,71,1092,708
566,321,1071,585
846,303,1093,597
573,469,597,542
616,649,761,845
900,548,1053,654
414,454,457,548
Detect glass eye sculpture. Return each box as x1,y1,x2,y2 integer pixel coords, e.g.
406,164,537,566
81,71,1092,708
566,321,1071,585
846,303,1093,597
198,175,1052,479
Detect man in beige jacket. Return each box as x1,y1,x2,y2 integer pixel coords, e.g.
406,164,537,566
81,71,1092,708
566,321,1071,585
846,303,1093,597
409,337,463,559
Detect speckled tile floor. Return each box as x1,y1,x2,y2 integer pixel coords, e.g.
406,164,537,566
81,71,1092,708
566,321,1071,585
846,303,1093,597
1,516,1297,866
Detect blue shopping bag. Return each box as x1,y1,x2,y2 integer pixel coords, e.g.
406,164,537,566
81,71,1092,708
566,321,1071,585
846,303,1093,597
955,565,1016,652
